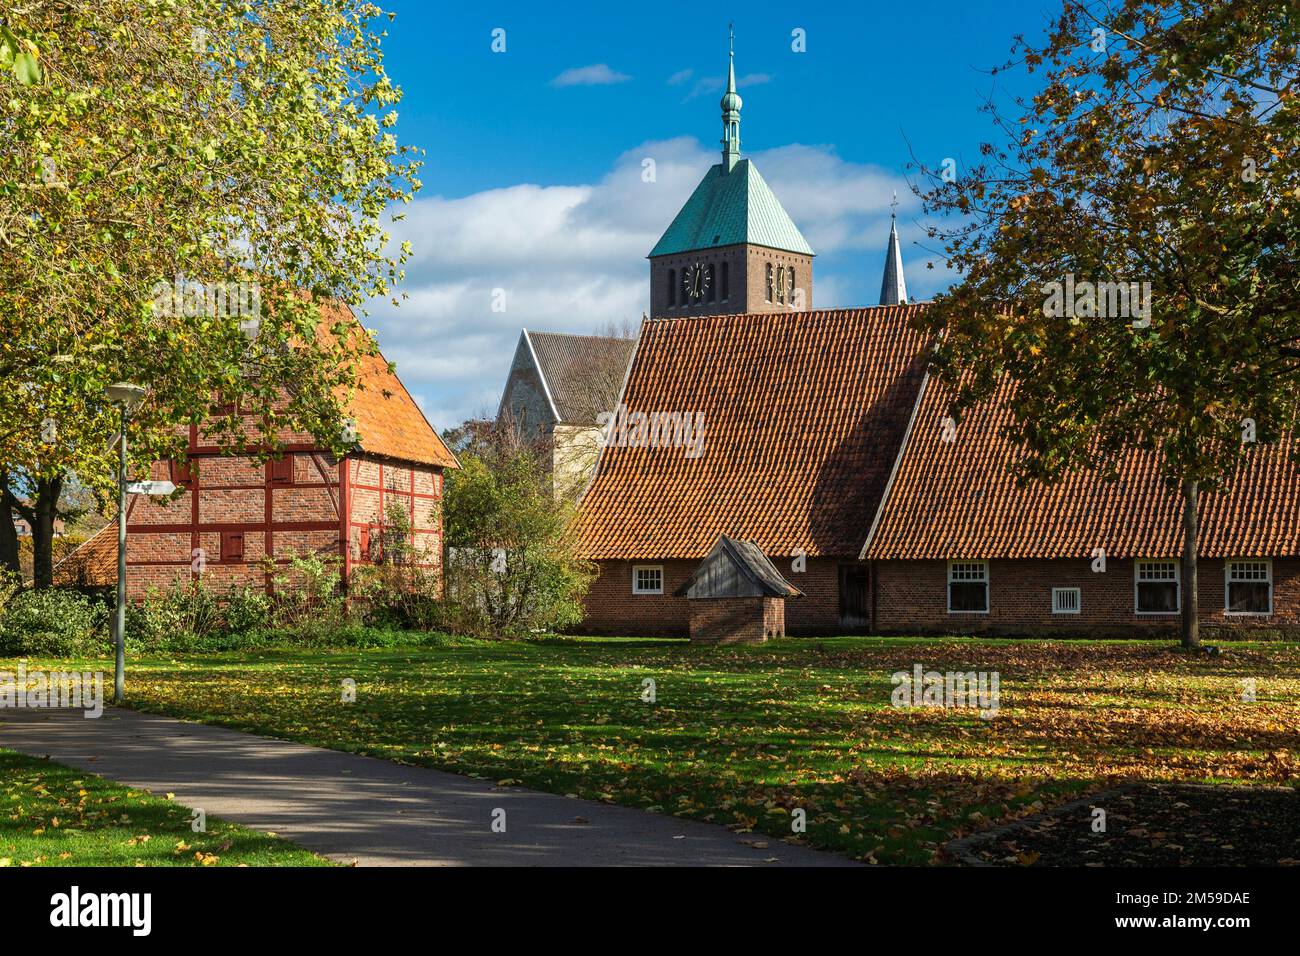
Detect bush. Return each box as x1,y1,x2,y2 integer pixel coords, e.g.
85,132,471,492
267,552,350,641
126,579,224,651
0,587,108,657
350,502,449,631
441,442,595,638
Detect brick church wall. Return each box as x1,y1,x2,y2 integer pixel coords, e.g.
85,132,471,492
649,244,814,318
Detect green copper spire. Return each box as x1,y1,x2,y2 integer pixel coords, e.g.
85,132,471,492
721,24,742,172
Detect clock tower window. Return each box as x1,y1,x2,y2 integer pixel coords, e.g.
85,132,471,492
721,262,729,301
706,264,716,303
765,263,773,302
667,268,676,308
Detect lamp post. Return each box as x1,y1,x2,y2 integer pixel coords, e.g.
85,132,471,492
105,382,147,705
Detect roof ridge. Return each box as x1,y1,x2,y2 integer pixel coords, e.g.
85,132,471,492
642,302,930,325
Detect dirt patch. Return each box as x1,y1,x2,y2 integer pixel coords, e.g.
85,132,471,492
948,782,1300,866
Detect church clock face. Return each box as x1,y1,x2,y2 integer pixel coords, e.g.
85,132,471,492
684,261,709,300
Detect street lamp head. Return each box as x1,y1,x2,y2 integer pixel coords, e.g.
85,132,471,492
105,382,148,412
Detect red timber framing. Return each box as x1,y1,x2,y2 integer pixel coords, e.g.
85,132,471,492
122,446,446,600
343,456,444,575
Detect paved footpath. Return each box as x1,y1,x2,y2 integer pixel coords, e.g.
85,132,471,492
0,707,855,867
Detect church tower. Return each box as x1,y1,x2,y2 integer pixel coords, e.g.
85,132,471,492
649,31,814,319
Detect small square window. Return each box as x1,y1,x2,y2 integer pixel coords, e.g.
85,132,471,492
1226,559,1271,615
1135,559,1179,614
1052,587,1081,614
632,565,663,595
948,561,988,613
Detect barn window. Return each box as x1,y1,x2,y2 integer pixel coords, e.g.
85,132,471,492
947,560,988,613
1226,559,1271,614
1051,587,1081,615
271,455,293,483
220,531,244,563
632,564,663,595
1135,559,1179,614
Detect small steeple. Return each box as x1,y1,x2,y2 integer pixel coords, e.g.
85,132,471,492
721,24,742,172
879,192,908,305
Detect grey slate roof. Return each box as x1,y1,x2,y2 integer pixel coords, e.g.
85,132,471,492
527,331,636,425
649,159,814,258
674,534,804,598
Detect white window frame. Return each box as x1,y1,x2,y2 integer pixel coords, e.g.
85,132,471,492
1051,587,1081,615
632,564,664,595
1134,559,1180,615
947,560,989,614
1224,558,1272,616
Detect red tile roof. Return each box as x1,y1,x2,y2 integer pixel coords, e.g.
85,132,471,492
863,375,1300,560
52,522,121,588
324,301,458,468
577,306,931,560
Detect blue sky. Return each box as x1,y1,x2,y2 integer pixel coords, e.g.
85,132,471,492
367,0,1056,427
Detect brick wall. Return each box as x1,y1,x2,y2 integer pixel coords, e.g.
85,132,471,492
687,595,785,644
874,557,1300,638
578,556,846,636
123,444,445,600
123,444,343,599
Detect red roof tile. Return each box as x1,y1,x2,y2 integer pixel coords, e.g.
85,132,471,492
577,307,931,559
324,301,458,468
863,376,1300,560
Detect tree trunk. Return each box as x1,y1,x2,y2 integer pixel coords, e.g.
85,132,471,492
29,475,63,590
0,474,19,579
1181,477,1201,649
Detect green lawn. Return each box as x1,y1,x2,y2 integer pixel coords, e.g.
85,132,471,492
0,749,329,867
7,635,1298,864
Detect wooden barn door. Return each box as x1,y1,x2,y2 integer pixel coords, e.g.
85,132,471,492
838,563,869,632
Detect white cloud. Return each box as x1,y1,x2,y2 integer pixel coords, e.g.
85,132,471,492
687,72,771,100
551,64,631,87
367,139,933,429
667,68,693,86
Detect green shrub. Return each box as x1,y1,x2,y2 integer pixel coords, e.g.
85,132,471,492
0,587,108,657
126,579,224,651
223,584,272,634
